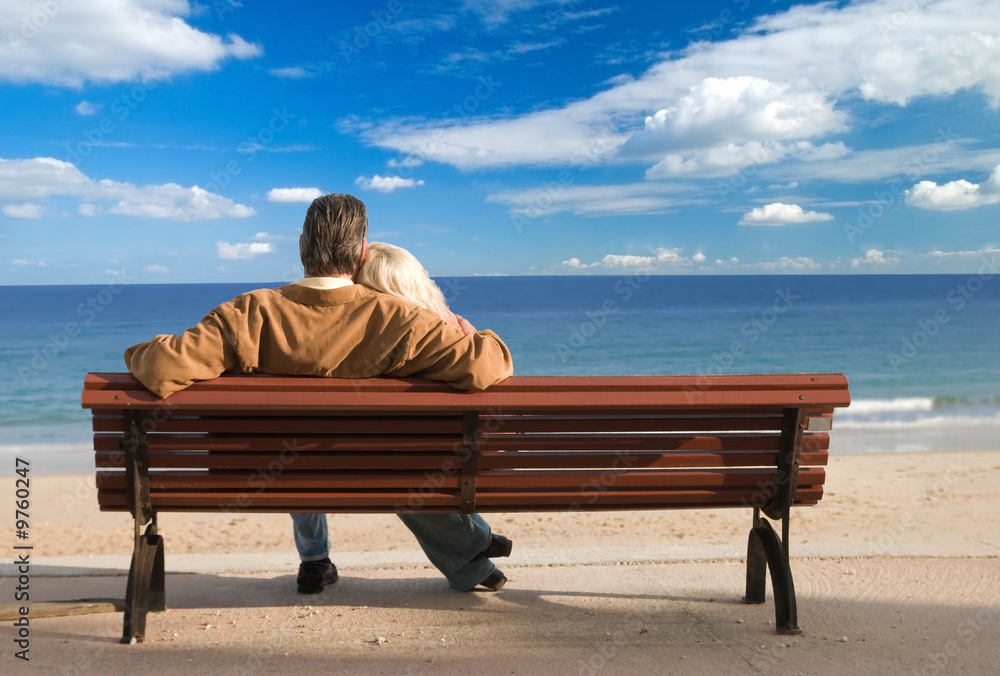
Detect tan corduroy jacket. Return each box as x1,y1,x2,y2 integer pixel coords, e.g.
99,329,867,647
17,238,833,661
124,283,514,399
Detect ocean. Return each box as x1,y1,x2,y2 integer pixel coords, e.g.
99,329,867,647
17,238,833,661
2,275,999,473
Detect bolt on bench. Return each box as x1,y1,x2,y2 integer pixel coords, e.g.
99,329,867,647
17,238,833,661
82,371,850,644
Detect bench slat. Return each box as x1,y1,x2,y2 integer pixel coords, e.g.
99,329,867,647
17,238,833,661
95,467,825,492
92,430,830,454
95,448,829,471
82,373,851,410
96,485,824,512
91,411,833,434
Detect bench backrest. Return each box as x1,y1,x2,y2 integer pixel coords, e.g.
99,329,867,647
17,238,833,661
82,372,850,516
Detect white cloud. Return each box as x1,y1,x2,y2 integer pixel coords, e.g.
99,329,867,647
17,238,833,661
851,249,900,267
387,156,424,169
739,202,834,225
645,140,847,179
904,165,1000,211
363,0,1000,174
600,253,656,268
217,241,273,261
924,246,1000,260
0,155,254,220
761,137,1000,184
2,202,43,219
0,156,88,200
267,187,323,203
567,247,701,270
268,66,311,79
355,175,425,193
144,264,170,275
75,101,101,116
653,247,692,265
488,181,698,218
562,257,590,269
0,0,262,86
464,0,554,26
102,184,254,221
757,256,821,271
627,76,847,160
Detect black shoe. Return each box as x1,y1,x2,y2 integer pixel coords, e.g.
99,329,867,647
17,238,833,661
481,534,513,558
297,558,338,594
478,569,507,591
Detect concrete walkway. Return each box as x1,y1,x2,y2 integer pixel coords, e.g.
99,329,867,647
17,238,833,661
2,545,998,675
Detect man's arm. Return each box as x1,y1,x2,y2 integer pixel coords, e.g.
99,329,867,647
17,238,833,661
386,323,513,391
124,310,238,399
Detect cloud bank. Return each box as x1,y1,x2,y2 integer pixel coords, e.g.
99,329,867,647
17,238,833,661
739,202,834,225
0,156,254,220
363,0,1000,180
267,187,323,203
0,0,261,86
905,164,1000,210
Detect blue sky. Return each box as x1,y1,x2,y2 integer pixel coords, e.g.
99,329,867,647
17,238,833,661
1,0,999,284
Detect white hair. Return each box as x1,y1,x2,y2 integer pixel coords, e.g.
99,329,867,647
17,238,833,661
357,241,453,322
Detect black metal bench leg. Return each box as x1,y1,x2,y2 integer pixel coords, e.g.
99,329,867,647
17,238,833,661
745,521,768,605
743,514,800,635
121,523,164,644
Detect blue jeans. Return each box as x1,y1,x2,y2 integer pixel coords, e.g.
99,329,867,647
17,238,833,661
291,512,497,592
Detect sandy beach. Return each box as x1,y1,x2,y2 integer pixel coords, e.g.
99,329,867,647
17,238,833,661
2,450,999,674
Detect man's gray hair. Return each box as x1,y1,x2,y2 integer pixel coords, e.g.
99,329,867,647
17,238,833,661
299,193,368,277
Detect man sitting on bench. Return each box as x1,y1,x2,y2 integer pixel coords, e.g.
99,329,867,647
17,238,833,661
122,192,515,593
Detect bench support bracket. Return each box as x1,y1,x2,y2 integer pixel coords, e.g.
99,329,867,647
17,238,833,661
121,522,165,644
120,409,165,644
459,411,480,514
745,406,805,635
762,408,804,521
744,510,800,635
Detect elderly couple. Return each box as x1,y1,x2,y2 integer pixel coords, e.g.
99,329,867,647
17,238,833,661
124,193,515,594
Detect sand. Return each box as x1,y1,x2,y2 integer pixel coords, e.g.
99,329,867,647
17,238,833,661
2,450,998,675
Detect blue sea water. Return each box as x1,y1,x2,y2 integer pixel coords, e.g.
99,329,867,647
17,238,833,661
2,275,999,472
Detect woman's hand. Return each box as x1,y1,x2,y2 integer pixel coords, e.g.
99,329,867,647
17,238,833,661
456,315,476,335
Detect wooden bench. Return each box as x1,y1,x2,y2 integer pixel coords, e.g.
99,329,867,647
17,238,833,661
82,371,850,644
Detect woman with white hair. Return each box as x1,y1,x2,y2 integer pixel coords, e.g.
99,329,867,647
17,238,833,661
356,240,513,590
358,241,471,334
